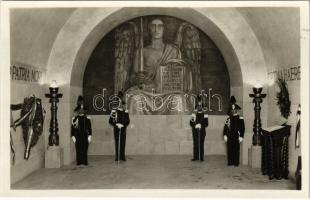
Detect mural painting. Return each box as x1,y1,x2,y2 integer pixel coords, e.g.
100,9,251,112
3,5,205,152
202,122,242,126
83,15,230,115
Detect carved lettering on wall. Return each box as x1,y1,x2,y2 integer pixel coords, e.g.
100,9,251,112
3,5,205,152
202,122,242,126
10,63,45,84
268,66,301,82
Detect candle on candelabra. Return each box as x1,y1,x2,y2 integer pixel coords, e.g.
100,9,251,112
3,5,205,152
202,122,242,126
50,80,58,88
45,80,63,146
254,81,263,89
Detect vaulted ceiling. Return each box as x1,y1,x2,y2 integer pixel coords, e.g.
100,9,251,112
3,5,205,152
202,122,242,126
10,7,300,73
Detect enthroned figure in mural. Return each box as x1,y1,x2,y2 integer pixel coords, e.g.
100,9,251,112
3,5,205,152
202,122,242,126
114,17,202,114
132,18,183,91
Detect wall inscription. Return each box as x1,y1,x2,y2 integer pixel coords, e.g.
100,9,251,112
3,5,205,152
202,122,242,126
160,66,184,92
10,63,45,84
268,66,300,82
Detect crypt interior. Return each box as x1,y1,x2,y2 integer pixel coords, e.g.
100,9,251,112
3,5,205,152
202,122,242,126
9,7,303,191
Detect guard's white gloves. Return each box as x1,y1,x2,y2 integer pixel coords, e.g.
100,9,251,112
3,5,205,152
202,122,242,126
88,135,92,143
195,124,201,129
72,136,76,143
224,135,228,142
191,113,196,121
116,123,124,129
239,137,243,143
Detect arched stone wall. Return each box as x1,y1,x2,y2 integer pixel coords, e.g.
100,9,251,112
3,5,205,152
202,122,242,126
46,7,268,165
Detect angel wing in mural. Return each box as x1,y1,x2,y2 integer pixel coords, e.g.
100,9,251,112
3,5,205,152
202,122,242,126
114,22,139,93
175,22,202,93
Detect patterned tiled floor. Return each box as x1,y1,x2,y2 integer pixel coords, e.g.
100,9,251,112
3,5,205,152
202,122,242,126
12,155,295,189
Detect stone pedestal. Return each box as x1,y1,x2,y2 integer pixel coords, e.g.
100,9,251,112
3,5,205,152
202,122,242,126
248,145,261,168
45,146,64,168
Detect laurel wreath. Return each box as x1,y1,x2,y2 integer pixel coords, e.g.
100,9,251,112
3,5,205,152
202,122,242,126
276,78,291,119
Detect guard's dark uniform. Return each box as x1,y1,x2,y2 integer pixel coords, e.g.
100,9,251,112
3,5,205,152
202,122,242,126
224,115,244,166
190,111,209,161
109,108,130,161
71,114,92,165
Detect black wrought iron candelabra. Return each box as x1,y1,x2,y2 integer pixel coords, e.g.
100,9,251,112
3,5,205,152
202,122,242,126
45,81,63,146
249,86,266,145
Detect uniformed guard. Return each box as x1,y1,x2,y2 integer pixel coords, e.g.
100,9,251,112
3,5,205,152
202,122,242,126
223,96,245,166
71,96,92,166
109,91,130,162
190,94,209,161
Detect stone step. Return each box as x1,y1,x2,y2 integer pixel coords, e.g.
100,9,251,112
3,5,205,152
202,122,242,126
205,140,226,155
91,127,225,142
206,129,225,140
89,139,226,156
89,115,227,156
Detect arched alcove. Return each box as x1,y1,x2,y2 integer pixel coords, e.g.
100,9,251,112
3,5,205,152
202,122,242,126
70,8,245,89
82,15,231,115
46,7,268,165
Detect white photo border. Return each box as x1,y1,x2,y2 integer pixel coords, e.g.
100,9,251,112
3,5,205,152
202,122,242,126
0,1,309,198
